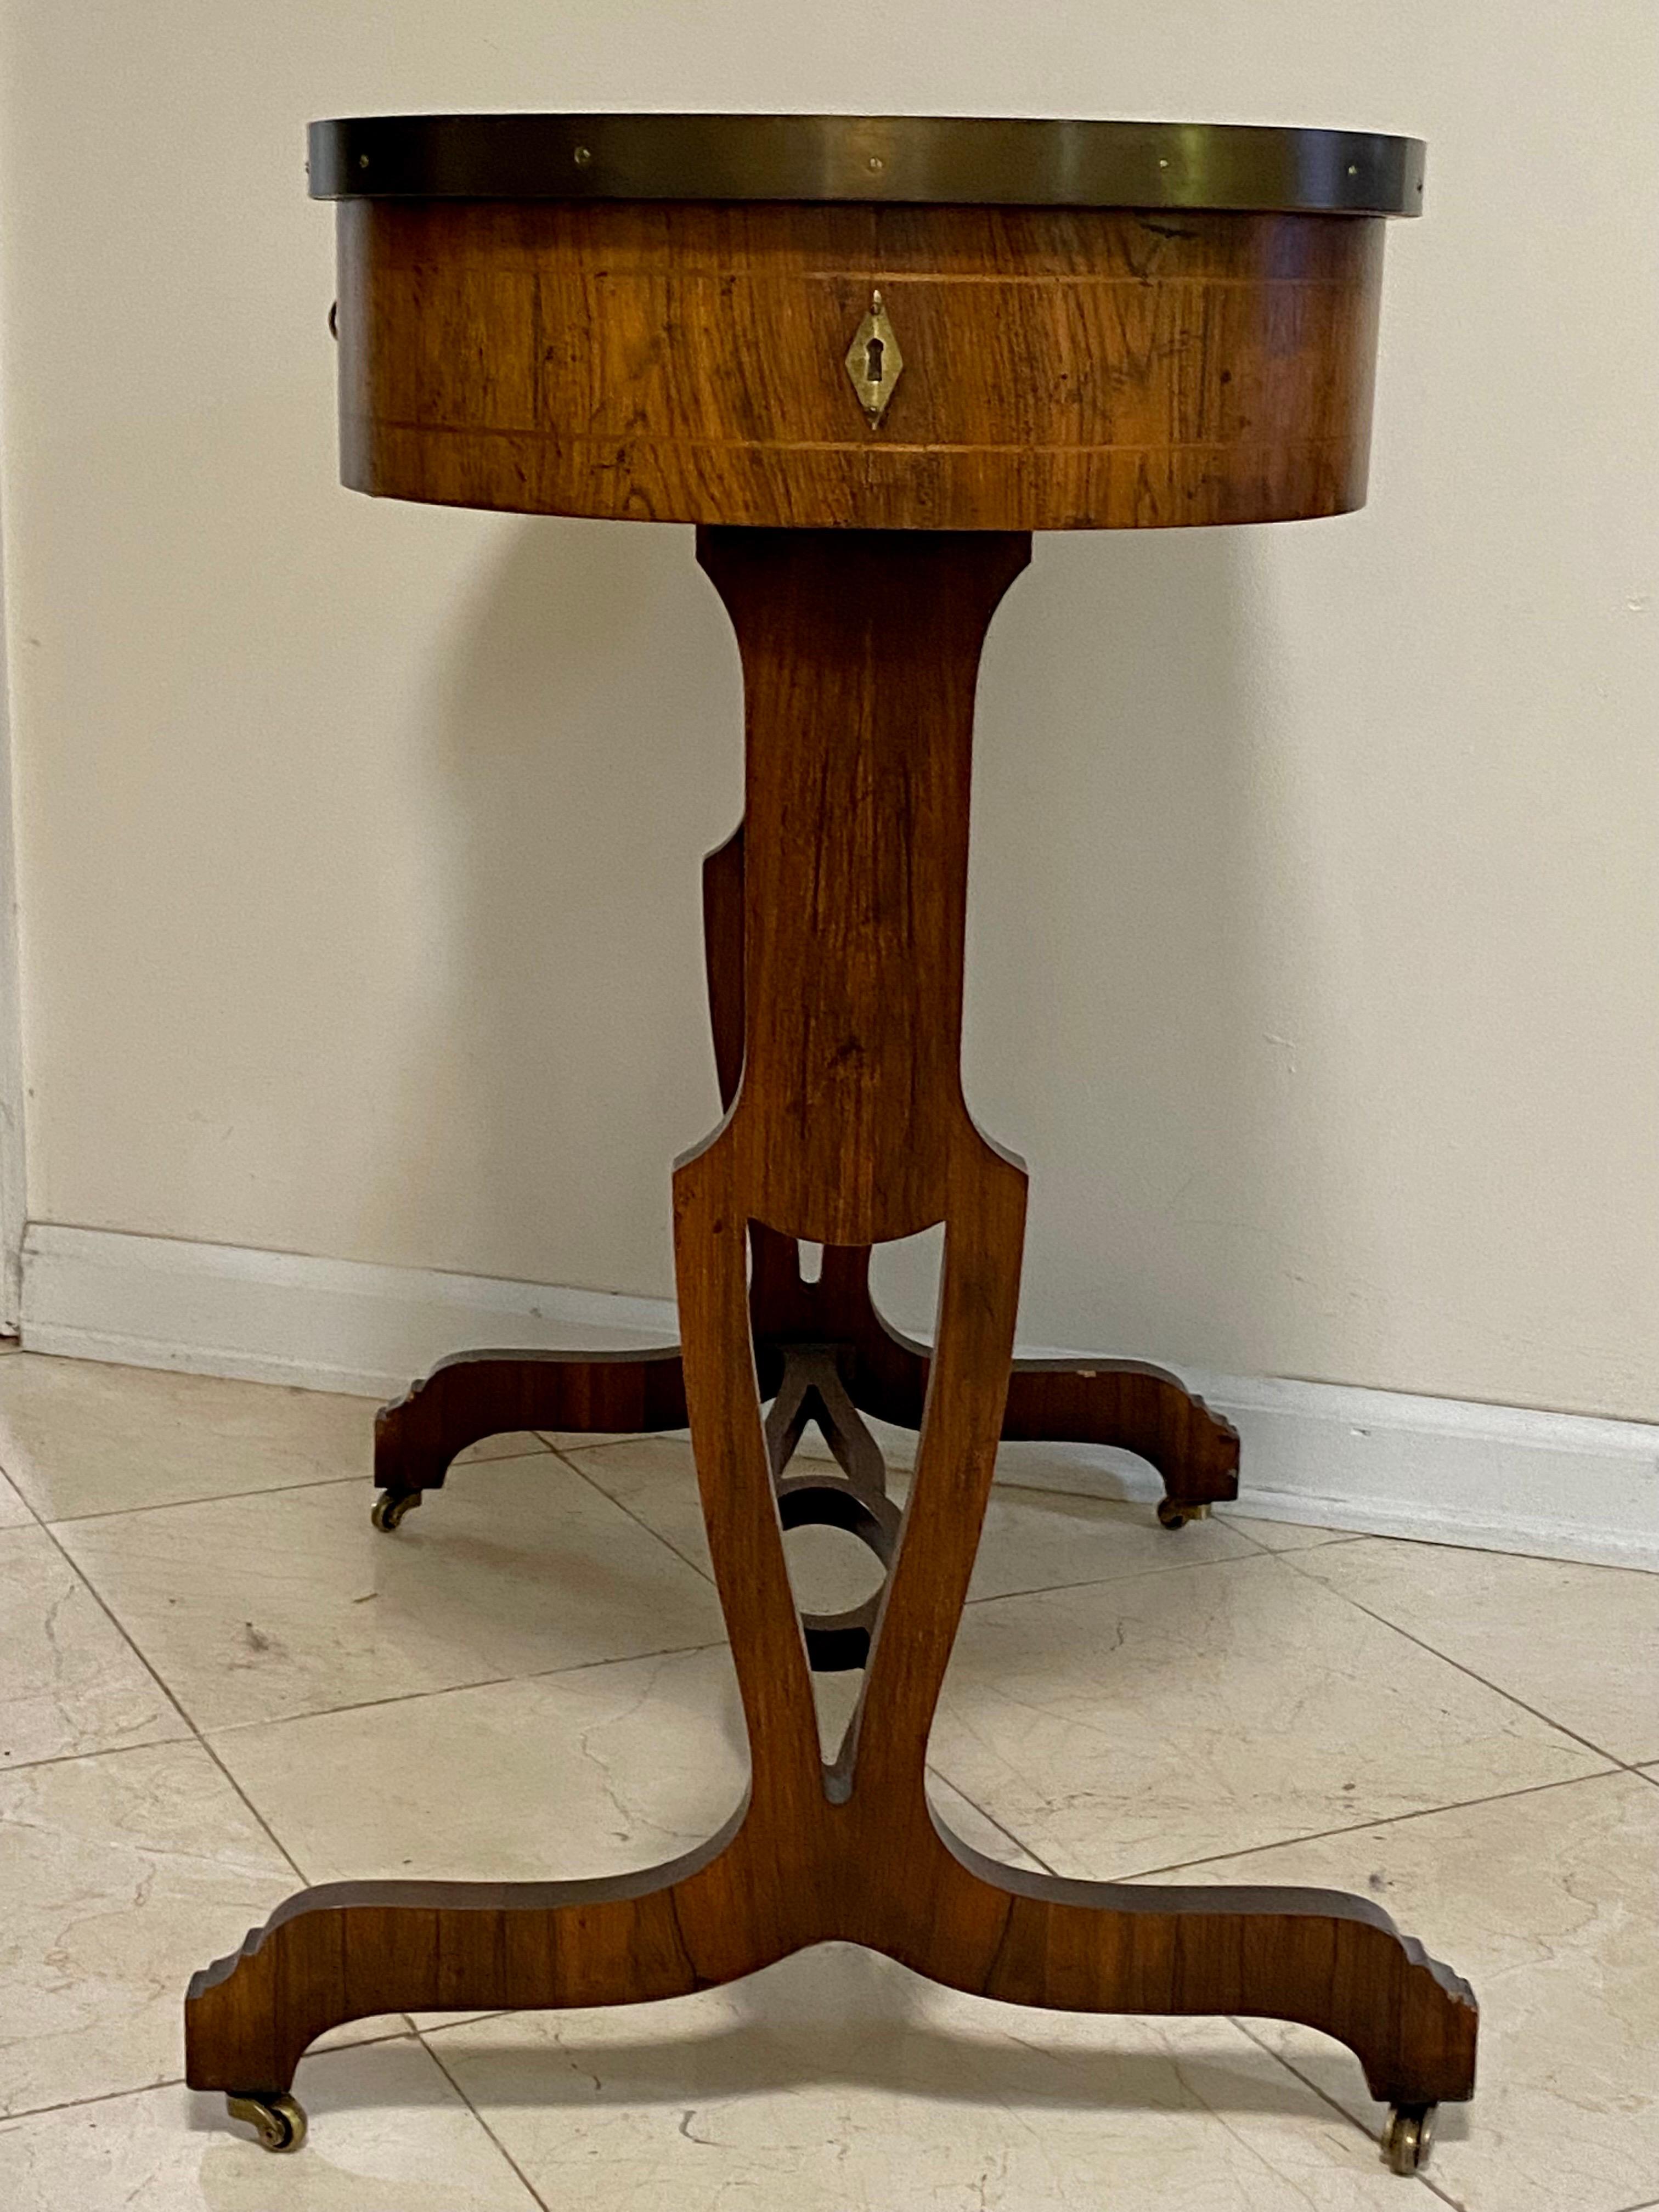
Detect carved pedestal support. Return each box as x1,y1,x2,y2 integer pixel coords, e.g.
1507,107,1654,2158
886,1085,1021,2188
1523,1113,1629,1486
187,531,1473,2159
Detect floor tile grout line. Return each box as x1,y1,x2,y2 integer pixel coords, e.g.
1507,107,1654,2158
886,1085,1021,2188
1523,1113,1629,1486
40,1468,380,1527
1108,1762,1627,1882
416,2028,557,2212
548,1440,721,1587
960,1548,1277,1611
45,1452,727,1756
0,2078,194,2126
1,1423,551,1533
199,1637,733,1741
29,1513,313,1883
0,1514,52,1545
1225,2019,1452,2195
538,1429,652,1457
1417,2179,1464,2210
1160,2032,1400,2199
191,1728,311,1884
0,1498,215,1768
0,1731,201,1780
1223,1521,1371,1557
415,2009,510,2038
959,1541,1293,1616
1274,1547,1652,1770
0,1465,47,1527
24,1519,221,1752
452,1440,558,1461
930,1771,1060,1875
1223,2020,1394,2172
0,2027,428,2131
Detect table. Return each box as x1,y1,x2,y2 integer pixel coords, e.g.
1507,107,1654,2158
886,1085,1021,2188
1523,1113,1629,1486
185,114,1475,2177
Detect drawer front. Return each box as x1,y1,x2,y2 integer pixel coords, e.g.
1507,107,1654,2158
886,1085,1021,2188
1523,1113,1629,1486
336,200,1384,530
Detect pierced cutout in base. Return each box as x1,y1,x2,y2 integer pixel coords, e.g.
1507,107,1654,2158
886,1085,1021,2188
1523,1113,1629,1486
767,1341,899,1681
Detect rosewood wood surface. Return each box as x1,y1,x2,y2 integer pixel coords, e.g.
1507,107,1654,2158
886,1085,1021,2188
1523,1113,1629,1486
185,531,1476,2127
335,200,1384,531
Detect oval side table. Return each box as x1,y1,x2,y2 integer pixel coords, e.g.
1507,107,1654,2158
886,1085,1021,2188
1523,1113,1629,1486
187,115,1474,2179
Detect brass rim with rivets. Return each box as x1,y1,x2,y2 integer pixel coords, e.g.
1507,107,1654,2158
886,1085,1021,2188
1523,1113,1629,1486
308,114,1425,215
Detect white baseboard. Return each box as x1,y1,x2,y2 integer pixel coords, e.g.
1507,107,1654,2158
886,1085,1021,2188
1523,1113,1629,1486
997,1378,1659,1573
19,1223,675,1397
19,1221,1659,1573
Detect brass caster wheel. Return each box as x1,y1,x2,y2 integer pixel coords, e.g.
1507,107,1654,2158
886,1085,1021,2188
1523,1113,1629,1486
371,1488,420,1533
1156,1498,1212,1530
227,2090,307,2153
1381,2103,1435,2175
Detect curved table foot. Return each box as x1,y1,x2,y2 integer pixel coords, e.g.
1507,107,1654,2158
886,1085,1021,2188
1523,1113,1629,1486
1002,1355,1240,1521
185,1821,749,2100
371,1344,690,1518
930,1843,1478,2115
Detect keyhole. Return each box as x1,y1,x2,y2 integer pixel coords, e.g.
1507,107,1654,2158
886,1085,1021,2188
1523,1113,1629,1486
865,334,884,389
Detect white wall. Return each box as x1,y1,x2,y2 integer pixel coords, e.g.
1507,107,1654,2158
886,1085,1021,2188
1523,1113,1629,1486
0,2,1654,1419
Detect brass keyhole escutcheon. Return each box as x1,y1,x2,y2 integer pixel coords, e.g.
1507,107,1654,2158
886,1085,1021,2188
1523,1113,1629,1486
845,290,903,427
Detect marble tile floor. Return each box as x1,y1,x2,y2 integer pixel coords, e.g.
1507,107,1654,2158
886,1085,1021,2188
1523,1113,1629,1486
0,1349,1655,2208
